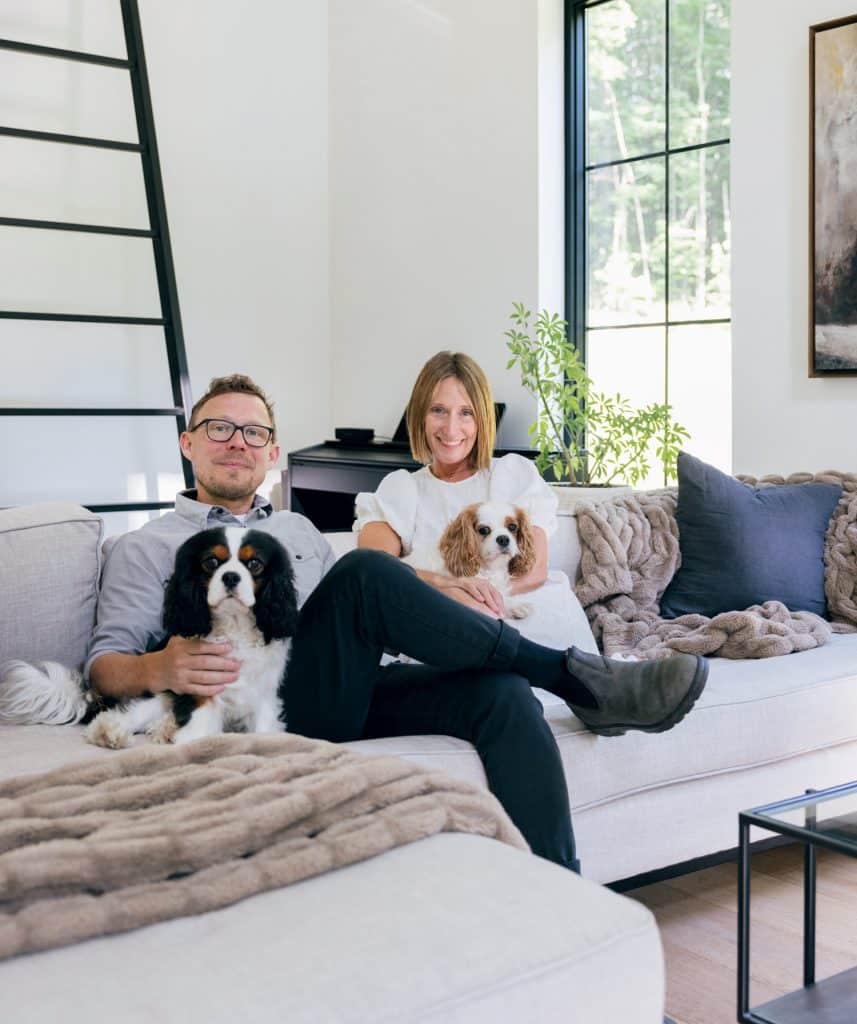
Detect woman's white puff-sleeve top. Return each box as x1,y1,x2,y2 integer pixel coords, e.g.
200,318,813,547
353,454,558,553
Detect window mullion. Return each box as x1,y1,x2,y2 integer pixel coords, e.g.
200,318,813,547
664,0,671,486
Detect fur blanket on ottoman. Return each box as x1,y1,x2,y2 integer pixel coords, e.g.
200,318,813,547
0,733,525,961
574,472,857,660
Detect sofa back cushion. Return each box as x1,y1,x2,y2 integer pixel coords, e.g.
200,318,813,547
660,453,842,618
0,504,103,670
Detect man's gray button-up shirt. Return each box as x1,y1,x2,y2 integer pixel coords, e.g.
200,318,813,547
85,490,337,678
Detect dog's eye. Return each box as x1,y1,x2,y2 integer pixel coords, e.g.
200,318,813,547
246,557,265,575
508,522,518,533
477,526,491,537
201,555,221,572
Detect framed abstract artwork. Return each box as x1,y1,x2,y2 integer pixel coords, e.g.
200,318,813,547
810,14,857,375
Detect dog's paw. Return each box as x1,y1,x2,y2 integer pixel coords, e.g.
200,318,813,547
148,716,178,745
85,711,131,750
506,602,533,620
172,726,205,746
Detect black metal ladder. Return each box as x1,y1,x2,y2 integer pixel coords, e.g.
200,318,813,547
0,0,194,513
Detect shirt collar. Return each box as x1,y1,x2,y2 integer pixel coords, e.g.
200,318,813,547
173,490,274,529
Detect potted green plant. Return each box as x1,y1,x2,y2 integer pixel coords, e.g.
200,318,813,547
504,303,689,492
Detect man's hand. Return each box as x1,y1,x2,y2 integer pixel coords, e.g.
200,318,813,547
148,636,241,696
89,641,242,701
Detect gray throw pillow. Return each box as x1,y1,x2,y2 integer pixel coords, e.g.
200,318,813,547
660,453,842,619
0,503,103,669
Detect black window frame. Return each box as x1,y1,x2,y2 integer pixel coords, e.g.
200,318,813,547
565,0,731,376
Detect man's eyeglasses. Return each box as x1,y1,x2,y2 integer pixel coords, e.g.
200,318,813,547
190,418,274,448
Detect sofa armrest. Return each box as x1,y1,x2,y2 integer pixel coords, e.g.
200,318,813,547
0,503,103,669
550,510,583,581
325,531,358,560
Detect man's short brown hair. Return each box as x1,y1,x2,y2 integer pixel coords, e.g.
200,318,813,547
188,374,276,438
406,352,495,471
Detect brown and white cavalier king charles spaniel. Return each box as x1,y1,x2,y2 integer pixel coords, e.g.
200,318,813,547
405,501,537,619
0,527,299,748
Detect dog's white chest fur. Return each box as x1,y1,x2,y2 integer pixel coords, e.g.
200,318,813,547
206,607,289,732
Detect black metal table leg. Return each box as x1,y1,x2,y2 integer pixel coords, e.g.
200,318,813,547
803,842,817,987
738,815,752,1022
803,792,818,988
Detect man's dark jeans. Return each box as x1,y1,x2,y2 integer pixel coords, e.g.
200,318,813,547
284,549,578,871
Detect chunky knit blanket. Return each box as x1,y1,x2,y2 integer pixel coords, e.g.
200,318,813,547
0,733,525,961
573,471,857,660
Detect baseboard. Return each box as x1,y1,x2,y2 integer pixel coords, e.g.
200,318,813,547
608,834,793,893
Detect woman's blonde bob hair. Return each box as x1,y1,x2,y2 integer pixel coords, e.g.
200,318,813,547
406,351,495,471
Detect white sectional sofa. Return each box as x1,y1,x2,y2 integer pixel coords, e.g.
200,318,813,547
0,502,665,1024
327,491,857,887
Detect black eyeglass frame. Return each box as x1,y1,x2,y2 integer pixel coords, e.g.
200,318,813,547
189,418,275,447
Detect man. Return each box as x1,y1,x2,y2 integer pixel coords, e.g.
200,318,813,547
88,374,708,872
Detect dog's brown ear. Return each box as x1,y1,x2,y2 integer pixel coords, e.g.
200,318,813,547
440,504,482,578
509,507,537,577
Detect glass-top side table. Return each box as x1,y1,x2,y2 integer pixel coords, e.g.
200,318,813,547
738,779,857,1023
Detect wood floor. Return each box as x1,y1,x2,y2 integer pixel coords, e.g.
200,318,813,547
629,844,857,1024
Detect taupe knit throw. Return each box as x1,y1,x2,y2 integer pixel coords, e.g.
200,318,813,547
574,471,857,660
0,733,526,961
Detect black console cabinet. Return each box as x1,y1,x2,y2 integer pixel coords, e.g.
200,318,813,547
285,442,536,531
285,443,420,531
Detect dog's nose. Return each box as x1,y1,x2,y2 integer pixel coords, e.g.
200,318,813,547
496,534,510,549
222,571,241,590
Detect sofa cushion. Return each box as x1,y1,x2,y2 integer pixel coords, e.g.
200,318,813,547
660,452,842,618
0,504,102,670
0,833,664,1024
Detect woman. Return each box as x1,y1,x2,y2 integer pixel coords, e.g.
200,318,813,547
347,351,706,872
355,351,597,651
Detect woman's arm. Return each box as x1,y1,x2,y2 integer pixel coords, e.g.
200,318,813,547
358,520,504,616
508,525,549,595
358,520,404,556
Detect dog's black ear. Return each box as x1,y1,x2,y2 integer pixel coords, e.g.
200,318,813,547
254,550,300,643
162,534,213,637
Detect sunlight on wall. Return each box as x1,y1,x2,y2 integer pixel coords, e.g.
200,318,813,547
120,471,184,533
158,472,185,501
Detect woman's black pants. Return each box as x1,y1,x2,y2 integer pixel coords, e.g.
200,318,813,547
284,549,578,872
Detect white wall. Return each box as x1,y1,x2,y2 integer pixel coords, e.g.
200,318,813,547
9,0,844,506
140,0,330,455
0,0,330,524
732,0,857,475
329,0,549,446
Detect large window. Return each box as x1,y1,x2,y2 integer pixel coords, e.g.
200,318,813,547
567,0,731,484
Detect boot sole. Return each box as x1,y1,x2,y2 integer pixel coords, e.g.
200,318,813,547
585,657,710,737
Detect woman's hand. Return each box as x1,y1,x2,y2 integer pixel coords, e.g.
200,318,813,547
416,570,506,618
448,577,506,617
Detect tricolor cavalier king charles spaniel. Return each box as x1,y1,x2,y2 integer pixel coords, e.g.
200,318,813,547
0,527,298,748
405,501,537,619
